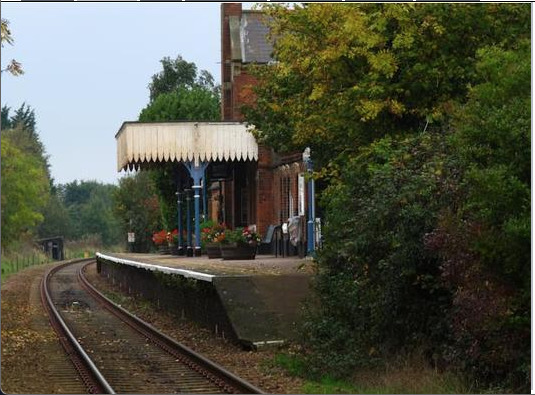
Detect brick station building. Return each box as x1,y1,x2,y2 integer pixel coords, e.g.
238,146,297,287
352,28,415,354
219,3,310,245
116,3,315,255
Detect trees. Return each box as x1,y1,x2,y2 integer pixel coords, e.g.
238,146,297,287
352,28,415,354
1,131,49,248
148,55,219,102
113,172,162,252
302,131,455,377
244,3,529,167
138,54,220,230
139,86,219,122
243,3,530,391
37,192,72,240
426,42,531,391
53,181,122,246
1,104,51,250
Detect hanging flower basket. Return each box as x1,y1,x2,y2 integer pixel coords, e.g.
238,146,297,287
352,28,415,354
220,243,257,260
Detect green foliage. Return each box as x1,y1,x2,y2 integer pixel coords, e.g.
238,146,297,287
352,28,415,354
2,104,50,176
139,54,221,229
2,105,12,129
244,3,530,168
244,4,529,391
43,180,123,246
113,171,162,252
139,86,220,122
271,350,469,394
1,131,49,248
222,227,261,245
427,42,531,392
9,103,36,136
272,353,307,377
148,55,218,102
37,193,72,239
1,248,52,282
147,163,179,231
302,132,454,377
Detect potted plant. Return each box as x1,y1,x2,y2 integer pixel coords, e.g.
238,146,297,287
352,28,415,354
201,223,226,259
220,226,261,260
152,230,169,254
167,229,179,255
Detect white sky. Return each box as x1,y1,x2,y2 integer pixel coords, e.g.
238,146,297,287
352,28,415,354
1,2,256,185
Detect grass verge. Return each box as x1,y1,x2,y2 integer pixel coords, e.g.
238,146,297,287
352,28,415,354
272,351,472,394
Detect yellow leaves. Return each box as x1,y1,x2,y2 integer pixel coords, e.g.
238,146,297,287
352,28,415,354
388,99,405,116
309,85,326,102
1,18,14,46
358,97,405,121
2,329,50,355
421,15,445,36
268,102,282,112
392,32,415,50
359,99,386,121
367,50,398,78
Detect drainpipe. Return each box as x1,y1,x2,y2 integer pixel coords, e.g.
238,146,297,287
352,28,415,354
302,147,315,256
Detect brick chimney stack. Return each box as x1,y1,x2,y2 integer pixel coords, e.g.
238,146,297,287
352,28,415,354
221,3,242,121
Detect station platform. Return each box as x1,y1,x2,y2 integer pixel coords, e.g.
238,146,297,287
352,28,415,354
95,252,315,348
98,252,314,279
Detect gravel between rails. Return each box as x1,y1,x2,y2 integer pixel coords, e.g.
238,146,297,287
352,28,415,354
84,262,306,394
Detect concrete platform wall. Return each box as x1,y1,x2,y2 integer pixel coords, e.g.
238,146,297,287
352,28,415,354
96,255,312,349
97,258,237,342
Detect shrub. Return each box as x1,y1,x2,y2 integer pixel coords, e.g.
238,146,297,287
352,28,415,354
300,131,455,377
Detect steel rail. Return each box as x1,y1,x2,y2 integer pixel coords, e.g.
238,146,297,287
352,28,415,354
41,259,116,394
79,261,264,394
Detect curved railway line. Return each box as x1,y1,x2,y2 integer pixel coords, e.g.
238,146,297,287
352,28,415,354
41,259,264,394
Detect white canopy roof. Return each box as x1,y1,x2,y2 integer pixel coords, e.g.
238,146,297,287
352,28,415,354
116,121,258,171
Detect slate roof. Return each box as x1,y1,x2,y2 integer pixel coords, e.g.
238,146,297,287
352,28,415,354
240,11,274,64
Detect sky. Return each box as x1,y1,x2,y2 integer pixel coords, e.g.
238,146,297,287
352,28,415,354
1,2,254,185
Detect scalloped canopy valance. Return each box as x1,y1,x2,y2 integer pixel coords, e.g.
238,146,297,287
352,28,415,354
115,121,259,171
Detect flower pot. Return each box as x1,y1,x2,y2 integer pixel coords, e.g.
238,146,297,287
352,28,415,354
169,243,179,256
220,243,257,260
205,243,222,259
158,244,170,255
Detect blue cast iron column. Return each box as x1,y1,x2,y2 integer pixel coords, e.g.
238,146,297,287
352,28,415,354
303,147,316,256
185,189,193,256
176,190,184,255
185,161,209,257
202,168,208,221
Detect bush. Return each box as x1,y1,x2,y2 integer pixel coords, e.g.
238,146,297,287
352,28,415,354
299,42,530,392
426,42,531,392
300,131,455,377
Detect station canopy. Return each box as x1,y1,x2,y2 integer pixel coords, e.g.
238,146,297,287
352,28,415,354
116,121,259,171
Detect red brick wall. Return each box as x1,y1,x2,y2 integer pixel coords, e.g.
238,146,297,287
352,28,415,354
256,145,274,236
221,3,304,239
232,71,258,121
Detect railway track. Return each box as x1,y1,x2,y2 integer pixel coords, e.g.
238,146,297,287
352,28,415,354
41,259,264,394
